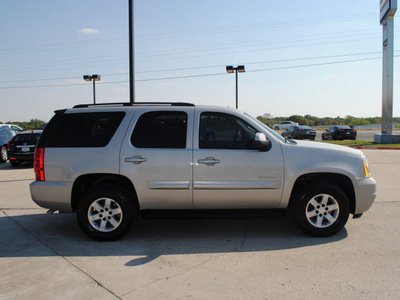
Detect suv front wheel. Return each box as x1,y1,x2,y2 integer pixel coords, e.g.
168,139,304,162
77,185,135,241
291,183,350,237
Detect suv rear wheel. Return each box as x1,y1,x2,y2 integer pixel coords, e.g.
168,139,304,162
77,185,135,241
291,183,350,237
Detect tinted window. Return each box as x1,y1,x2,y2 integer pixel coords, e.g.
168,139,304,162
14,134,41,145
131,111,187,148
199,112,257,149
46,112,125,147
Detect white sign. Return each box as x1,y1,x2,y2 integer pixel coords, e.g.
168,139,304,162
380,0,397,24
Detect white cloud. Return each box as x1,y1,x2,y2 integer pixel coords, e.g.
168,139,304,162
78,28,100,34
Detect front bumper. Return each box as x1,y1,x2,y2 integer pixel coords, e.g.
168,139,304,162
354,176,377,214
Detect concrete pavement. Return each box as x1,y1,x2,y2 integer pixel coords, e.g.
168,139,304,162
1,150,400,299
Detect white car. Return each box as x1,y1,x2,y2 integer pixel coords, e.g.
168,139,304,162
273,121,298,130
0,124,22,133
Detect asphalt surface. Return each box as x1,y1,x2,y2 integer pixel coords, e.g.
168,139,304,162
1,150,400,299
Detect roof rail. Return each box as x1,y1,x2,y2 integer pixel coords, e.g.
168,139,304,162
73,102,195,109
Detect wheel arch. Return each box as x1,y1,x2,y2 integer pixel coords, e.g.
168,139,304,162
288,173,356,214
71,173,139,212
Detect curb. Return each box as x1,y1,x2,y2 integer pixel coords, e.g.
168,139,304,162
351,146,400,150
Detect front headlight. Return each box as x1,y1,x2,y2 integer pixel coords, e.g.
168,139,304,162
361,154,370,177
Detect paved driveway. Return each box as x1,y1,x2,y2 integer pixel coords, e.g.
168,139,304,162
1,150,400,299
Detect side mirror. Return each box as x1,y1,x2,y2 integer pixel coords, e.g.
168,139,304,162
252,133,272,152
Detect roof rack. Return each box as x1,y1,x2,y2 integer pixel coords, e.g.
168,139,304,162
73,102,195,109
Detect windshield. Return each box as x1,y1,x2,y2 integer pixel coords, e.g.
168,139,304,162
244,113,285,142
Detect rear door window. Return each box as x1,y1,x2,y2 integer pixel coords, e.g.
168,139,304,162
131,111,187,148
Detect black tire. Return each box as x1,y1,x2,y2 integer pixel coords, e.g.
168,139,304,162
291,183,349,237
0,146,7,163
10,160,21,167
77,185,135,241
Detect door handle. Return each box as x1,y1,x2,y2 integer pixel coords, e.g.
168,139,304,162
125,155,147,164
198,157,220,165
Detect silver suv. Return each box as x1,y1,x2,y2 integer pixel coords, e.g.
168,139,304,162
30,103,376,240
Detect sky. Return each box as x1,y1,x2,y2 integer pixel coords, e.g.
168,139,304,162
0,0,399,122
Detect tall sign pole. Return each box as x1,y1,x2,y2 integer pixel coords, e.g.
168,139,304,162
129,0,135,104
374,0,400,144
376,0,398,143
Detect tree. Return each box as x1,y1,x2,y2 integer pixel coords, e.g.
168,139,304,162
288,115,309,126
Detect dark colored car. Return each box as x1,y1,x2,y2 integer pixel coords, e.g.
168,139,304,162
281,126,316,140
322,126,357,141
7,130,42,167
0,127,17,163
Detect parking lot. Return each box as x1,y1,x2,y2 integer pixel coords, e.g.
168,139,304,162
1,149,400,299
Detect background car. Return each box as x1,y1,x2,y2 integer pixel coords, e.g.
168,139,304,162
0,127,18,163
7,130,42,167
272,121,299,130
0,124,23,133
281,126,316,140
322,126,357,140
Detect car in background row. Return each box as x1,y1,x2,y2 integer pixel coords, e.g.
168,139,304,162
7,130,42,167
281,126,316,140
0,125,22,163
322,126,357,141
272,121,298,130
0,124,23,133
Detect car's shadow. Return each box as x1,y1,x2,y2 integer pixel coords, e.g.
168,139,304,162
0,162,33,170
1,211,348,265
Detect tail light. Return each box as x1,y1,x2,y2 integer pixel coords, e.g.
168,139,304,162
7,136,16,151
34,148,45,181
311,129,316,132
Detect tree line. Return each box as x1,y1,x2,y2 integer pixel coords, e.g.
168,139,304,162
256,114,400,127
2,115,400,130
0,119,46,130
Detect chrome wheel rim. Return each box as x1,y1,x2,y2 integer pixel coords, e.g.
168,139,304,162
88,198,123,232
305,194,339,228
1,147,7,161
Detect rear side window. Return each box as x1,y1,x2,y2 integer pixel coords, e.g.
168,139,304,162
131,111,187,148
45,112,125,147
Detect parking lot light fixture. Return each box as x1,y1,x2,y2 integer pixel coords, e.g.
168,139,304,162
226,65,245,109
83,74,101,104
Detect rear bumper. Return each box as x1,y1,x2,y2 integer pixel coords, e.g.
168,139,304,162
354,176,377,214
30,181,73,212
9,153,34,162
335,133,357,139
293,133,316,139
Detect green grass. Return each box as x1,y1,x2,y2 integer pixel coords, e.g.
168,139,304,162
318,140,400,148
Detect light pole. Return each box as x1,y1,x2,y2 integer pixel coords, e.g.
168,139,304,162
226,65,245,109
129,0,135,104
83,74,101,104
